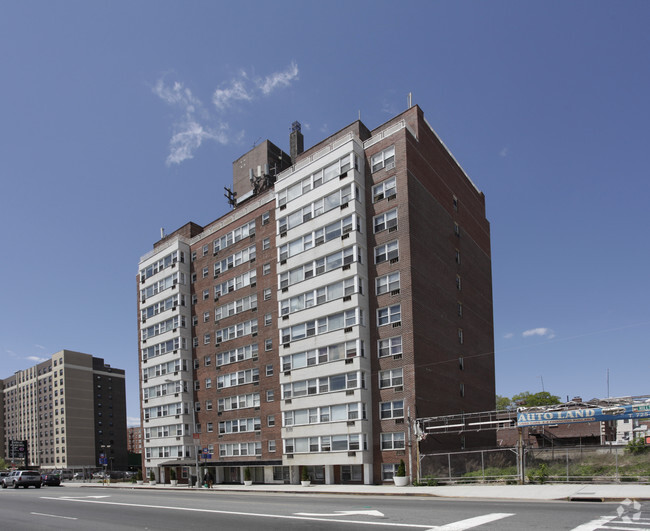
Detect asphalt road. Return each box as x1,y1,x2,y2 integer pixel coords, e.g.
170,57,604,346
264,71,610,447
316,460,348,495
0,486,647,530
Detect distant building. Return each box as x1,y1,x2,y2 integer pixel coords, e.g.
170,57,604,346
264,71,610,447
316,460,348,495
127,426,143,455
137,105,495,484
0,350,127,470
615,418,650,445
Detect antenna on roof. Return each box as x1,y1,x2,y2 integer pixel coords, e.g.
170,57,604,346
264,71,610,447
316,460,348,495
160,228,165,239
252,137,262,149
407,92,412,109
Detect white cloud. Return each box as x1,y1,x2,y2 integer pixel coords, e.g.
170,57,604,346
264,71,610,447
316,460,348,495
166,119,230,166
26,355,47,363
127,416,141,427
499,147,509,157
212,79,253,110
155,62,299,165
34,344,46,350
522,327,556,339
503,333,514,339
256,61,299,95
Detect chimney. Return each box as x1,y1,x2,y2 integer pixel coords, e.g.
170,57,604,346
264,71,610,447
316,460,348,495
290,121,304,163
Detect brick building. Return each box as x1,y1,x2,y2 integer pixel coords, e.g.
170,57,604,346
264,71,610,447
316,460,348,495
137,104,495,485
127,426,144,455
1,350,128,470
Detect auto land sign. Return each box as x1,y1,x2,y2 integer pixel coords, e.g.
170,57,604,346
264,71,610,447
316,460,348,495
517,403,650,427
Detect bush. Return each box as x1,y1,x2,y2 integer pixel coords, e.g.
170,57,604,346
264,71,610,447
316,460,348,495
169,468,176,480
301,467,310,482
244,467,251,481
395,459,406,477
627,437,648,455
527,463,549,484
149,470,155,482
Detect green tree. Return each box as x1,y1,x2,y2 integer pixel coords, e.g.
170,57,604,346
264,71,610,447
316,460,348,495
512,391,560,407
496,395,513,410
0,458,7,470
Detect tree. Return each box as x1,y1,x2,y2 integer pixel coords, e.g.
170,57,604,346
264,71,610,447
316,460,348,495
512,391,560,407
496,395,513,410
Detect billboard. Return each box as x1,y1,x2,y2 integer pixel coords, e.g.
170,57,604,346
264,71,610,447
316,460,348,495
517,403,650,427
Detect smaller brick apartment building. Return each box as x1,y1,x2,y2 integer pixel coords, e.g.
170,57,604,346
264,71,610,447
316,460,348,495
137,104,495,485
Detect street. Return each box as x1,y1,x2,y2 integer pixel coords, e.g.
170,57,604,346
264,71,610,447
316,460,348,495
0,487,647,530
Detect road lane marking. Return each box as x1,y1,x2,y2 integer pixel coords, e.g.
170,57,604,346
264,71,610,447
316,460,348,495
40,497,508,529
435,513,514,530
295,510,385,517
570,516,618,530
31,512,78,520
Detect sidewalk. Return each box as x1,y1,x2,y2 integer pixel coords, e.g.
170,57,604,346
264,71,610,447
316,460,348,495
68,480,650,502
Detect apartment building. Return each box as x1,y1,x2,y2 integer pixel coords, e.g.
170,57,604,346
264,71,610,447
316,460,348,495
1,350,128,470
137,104,495,485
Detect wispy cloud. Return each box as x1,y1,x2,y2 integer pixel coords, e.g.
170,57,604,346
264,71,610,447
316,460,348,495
26,355,48,363
522,327,556,339
499,147,509,158
503,333,514,339
34,344,46,350
127,416,141,427
256,61,299,95
154,62,299,165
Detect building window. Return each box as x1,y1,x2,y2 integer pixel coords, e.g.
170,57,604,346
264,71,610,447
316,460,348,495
460,383,465,397
264,313,272,326
372,176,396,202
206,400,213,411
456,275,462,291
459,357,464,371
380,432,405,450
205,378,212,389
263,288,272,301
191,251,197,262
378,336,402,357
204,356,212,366
375,241,399,264
203,267,209,278
263,263,271,275
207,422,213,433
262,238,270,250
371,145,395,172
453,195,458,211
379,368,403,389
265,338,273,351
458,328,464,344
192,294,197,305
203,245,209,256
192,337,199,348
454,222,460,236
376,272,400,295
204,334,211,345
262,212,270,225
457,302,463,317
203,312,210,322
267,415,275,427
266,390,274,402
373,208,398,233
266,364,273,377
192,315,198,326
268,440,276,452
377,305,401,326
203,289,209,300
380,400,404,419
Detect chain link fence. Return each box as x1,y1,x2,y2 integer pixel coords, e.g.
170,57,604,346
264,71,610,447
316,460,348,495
419,445,650,484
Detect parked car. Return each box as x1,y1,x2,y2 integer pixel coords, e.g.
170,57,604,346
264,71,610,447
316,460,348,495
73,472,85,480
92,471,106,479
2,470,42,489
41,474,61,487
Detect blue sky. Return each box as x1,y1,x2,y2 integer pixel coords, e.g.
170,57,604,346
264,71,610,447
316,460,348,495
1,1,648,424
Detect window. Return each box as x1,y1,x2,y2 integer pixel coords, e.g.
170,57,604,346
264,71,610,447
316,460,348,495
265,338,273,351
458,328,464,344
203,312,210,323
460,383,465,397
455,249,461,265
264,313,272,326
263,263,271,275
454,222,460,236
205,378,212,389
371,145,395,172
459,357,464,371
376,272,400,295
204,334,211,345
262,238,270,250
375,241,399,264
207,422,213,433
263,289,272,301
192,315,198,326
381,432,405,450
379,368,403,389
191,273,197,283
266,390,274,402
378,336,402,357
204,356,212,367
202,267,209,278
262,212,270,225
266,364,273,377
457,302,463,317
268,440,276,452
203,289,209,300
373,176,396,202
456,275,462,291
373,209,398,233
267,415,275,427
380,400,404,419
377,305,401,326
203,245,209,256
382,463,399,481
453,195,458,211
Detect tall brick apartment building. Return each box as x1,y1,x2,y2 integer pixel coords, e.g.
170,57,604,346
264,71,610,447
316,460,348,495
1,350,128,470
137,105,495,485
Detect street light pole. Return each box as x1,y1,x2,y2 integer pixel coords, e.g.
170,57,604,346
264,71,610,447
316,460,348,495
100,444,111,486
